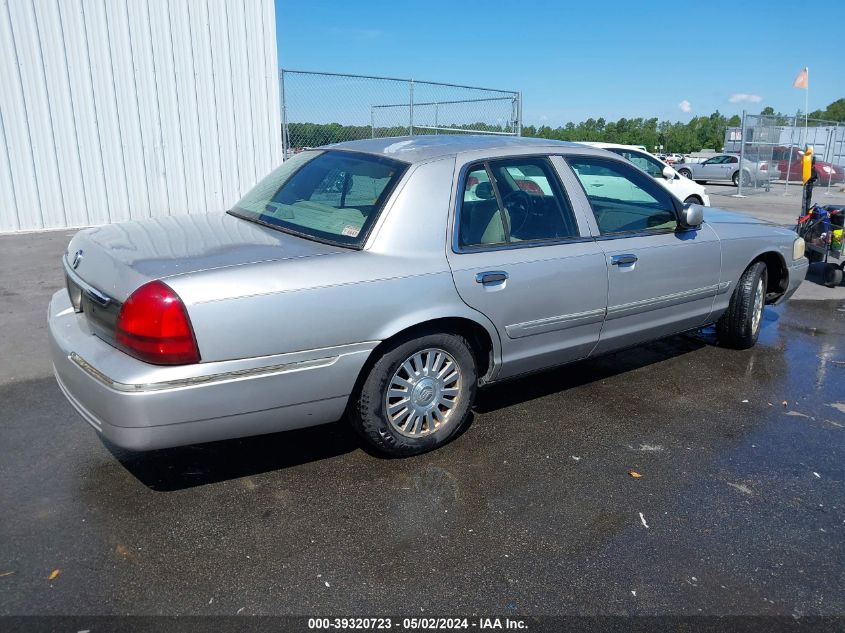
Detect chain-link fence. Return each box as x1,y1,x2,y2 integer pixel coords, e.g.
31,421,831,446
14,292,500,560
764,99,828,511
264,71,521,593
725,112,845,196
280,70,521,157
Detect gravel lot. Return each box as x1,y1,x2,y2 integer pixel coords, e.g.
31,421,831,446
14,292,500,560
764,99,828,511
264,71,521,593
0,198,843,621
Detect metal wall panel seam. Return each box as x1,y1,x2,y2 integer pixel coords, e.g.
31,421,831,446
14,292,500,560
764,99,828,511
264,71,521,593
168,2,206,213
76,0,112,224
30,0,68,226
57,0,109,225
161,0,189,216
201,0,225,211
0,106,20,230
101,0,132,222
230,0,255,191
139,0,171,217
4,0,44,228
263,0,282,165
120,0,154,218
223,2,241,202
54,0,91,227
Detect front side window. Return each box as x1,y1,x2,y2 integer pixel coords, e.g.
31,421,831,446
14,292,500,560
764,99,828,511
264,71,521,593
567,157,678,234
610,149,666,179
458,157,579,248
229,151,406,247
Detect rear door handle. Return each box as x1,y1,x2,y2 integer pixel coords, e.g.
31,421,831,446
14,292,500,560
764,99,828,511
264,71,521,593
611,254,638,266
475,271,509,284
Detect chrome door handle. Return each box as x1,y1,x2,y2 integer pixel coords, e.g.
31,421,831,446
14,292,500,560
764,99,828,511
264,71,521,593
475,271,509,284
611,254,638,266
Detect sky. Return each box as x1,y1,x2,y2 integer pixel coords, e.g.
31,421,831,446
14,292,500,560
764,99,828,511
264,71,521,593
275,0,842,128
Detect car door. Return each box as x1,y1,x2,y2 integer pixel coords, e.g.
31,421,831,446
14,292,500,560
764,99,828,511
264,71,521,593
563,155,721,355
699,156,723,180
724,155,739,181
446,155,608,380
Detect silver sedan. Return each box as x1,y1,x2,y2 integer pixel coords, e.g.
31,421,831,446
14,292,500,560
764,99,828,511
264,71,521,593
676,153,776,187
50,136,808,456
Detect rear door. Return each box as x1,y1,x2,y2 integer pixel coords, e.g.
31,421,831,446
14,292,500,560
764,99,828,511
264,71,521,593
563,155,721,355
446,155,608,380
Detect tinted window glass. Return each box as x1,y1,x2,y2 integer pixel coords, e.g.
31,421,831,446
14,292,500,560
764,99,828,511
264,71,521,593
230,151,406,247
567,157,677,234
616,149,665,179
458,158,579,248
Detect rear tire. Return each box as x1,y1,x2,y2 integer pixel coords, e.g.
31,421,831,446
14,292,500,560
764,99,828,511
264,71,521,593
350,331,477,457
717,262,768,350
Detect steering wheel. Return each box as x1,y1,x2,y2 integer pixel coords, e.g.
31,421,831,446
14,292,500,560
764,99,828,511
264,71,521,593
501,190,532,236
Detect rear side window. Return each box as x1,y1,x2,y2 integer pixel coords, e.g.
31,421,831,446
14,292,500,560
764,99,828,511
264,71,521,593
230,150,406,247
567,156,677,234
457,157,579,248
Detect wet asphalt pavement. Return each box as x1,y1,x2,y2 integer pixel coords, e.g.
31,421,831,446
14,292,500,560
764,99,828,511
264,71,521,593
0,232,843,618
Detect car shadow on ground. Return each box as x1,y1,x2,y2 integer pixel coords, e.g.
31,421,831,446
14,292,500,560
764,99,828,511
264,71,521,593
107,420,362,491
474,333,708,413
113,332,718,491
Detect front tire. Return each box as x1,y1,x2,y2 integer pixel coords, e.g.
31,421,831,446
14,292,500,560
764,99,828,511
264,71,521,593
683,195,703,205
678,168,693,179
350,332,477,456
717,262,768,349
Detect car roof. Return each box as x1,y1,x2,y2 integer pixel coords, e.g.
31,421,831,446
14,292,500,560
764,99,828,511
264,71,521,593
327,134,583,164
578,142,648,152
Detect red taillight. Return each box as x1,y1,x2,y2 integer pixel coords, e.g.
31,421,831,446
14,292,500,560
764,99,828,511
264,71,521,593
115,281,200,365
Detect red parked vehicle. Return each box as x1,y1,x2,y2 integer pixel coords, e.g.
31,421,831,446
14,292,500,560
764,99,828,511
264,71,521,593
771,146,844,185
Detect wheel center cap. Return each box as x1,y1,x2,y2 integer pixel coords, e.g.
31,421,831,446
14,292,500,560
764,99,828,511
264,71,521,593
412,378,437,407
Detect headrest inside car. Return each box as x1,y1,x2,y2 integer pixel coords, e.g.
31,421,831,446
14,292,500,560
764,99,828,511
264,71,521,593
475,182,494,200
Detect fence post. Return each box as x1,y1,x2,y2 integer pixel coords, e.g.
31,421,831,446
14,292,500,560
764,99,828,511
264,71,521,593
734,110,747,197
371,106,375,139
517,92,523,136
783,116,796,195
409,80,414,135
825,126,834,196
279,69,288,158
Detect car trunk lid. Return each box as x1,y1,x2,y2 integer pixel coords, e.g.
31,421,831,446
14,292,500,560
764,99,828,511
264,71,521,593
63,212,345,347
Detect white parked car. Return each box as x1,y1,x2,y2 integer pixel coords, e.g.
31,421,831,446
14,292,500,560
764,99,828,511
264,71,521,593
579,143,710,206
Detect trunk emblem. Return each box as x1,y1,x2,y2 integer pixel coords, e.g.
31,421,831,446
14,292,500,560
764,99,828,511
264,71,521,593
71,249,84,269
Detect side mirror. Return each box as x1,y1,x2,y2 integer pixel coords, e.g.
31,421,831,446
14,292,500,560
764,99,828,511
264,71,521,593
662,165,677,180
680,203,704,229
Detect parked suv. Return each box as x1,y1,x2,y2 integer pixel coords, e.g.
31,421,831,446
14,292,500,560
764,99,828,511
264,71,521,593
580,143,709,205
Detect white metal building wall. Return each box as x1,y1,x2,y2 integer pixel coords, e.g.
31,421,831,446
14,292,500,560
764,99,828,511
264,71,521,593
0,0,282,232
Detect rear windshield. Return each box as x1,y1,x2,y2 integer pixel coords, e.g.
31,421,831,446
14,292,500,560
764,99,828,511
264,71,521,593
229,150,407,247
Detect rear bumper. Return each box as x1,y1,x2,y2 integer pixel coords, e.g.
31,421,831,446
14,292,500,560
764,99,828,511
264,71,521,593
48,290,376,451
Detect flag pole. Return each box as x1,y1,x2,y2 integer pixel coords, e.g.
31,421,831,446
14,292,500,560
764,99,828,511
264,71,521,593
804,67,809,143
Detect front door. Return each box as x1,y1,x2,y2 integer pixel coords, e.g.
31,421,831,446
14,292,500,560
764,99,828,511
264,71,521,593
699,156,727,180
564,155,721,355
446,156,608,380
